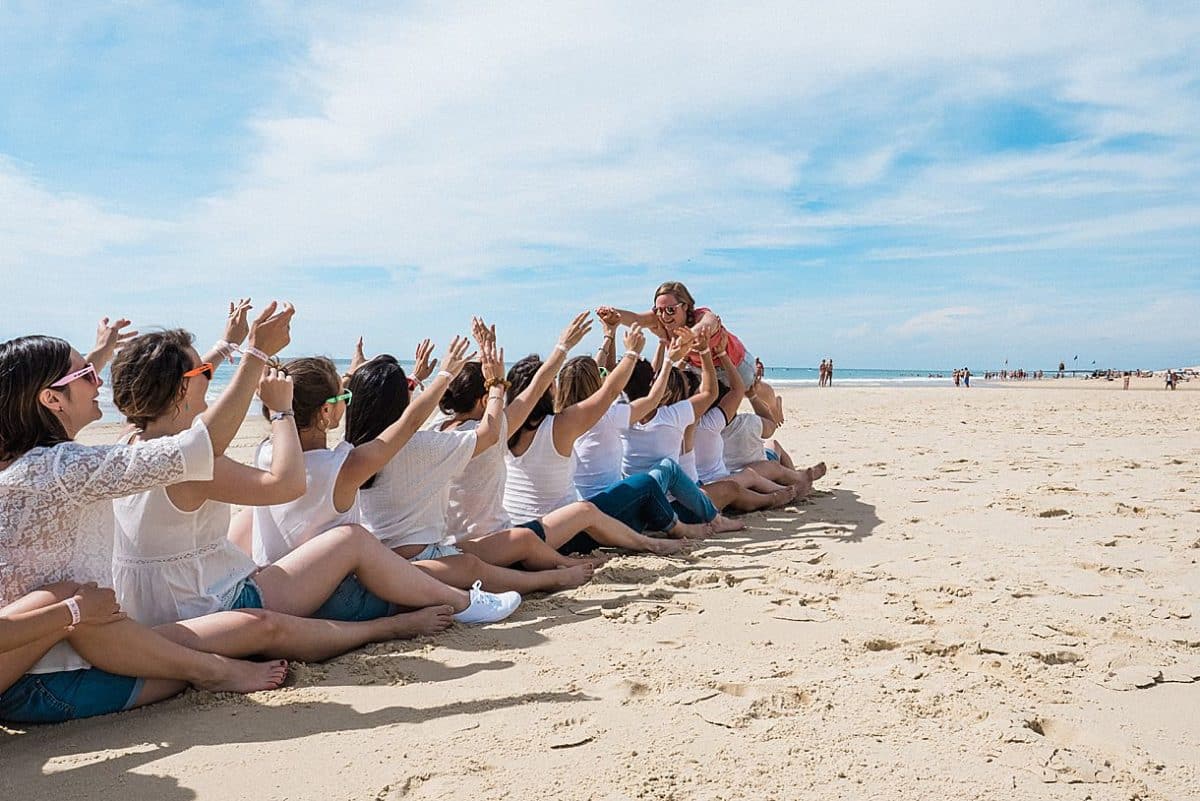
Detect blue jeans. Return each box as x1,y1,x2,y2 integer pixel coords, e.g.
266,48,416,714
0,669,143,724
646,457,718,524
586,473,678,535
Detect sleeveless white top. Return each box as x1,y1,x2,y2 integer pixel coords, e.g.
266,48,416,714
721,413,766,471
443,415,510,543
620,400,694,477
502,416,580,522
112,446,256,627
693,408,732,484
252,441,359,566
572,403,631,499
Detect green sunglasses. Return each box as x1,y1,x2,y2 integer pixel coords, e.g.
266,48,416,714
326,390,353,406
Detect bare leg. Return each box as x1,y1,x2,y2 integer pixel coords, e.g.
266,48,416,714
252,524,471,616
0,584,76,693
66,618,287,694
153,607,453,663
730,467,788,493
411,553,591,594
703,480,792,513
541,501,689,554
756,380,783,424
765,439,795,469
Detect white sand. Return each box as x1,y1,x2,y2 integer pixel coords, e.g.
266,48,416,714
3,384,1198,800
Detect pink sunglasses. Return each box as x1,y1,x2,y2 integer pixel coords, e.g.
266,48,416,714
50,362,101,388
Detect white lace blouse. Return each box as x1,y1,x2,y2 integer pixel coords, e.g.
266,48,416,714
0,418,214,673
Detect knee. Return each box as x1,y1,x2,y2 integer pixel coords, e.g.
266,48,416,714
243,609,285,647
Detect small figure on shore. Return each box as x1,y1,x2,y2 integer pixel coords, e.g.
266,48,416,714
827,359,834,387
818,359,827,387
1123,372,1131,390
963,367,970,388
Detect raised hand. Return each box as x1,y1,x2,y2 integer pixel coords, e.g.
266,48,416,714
666,333,690,365
222,298,253,346
346,336,369,378
595,306,621,332
623,322,646,355
90,316,138,369
257,366,295,413
478,329,505,386
557,311,593,351
412,338,437,382
439,335,472,377
73,583,126,626
246,301,295,358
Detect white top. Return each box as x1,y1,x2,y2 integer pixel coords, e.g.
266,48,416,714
443,415,510,543
721,413,766,471
0,417,213,674
573,403,631,499
358,429,476,549
693,407,731,484
251,441,359,566
679,447,699,482
112,476,256,627
502,417,580,522
620,400,695,477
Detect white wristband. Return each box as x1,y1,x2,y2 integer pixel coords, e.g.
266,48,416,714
554,343,569,354
623,350,640,360
436,370,454,381
64,597,82,626
240,345,270,364
214,340,237,360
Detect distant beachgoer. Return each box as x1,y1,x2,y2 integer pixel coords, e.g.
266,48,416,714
818,359,827,388
963,368,970,388
953,369,961,388
1123,372,1131,390
827,359,834,387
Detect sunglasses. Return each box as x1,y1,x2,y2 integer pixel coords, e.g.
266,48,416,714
326,390,353,406
183,362,215,381
50,362,101,388
653,304,680,316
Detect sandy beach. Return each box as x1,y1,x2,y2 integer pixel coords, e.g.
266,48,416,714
3,383,1197,801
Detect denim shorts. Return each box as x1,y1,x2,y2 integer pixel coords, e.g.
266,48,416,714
765,448,780,462
312,575,396,622
229,578,265,610
519,517,600,555
0,669,144,724
410,543,463,561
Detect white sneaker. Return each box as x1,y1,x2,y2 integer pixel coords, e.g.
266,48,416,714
452,580,522,625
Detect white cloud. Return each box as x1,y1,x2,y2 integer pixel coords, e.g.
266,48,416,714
893,306,983,337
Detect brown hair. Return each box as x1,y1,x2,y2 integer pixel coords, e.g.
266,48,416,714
654,281,698,326
276,357,341,429
110,329,195,429
0,336,74,460
555,356,603,411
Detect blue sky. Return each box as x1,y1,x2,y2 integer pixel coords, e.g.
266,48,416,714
1,1,1197,369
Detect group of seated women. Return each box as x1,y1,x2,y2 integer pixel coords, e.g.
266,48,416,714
0,281,825,725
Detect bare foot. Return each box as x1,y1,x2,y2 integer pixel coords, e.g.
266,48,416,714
552,563,595,590
564,552,610,568
645,537,689,556
383,606,455,639
768,488,794,509
668,520,712,539
710,514,746,533
808,462,827,482
199,656,288,694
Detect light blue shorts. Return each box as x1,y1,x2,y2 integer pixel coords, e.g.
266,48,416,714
409,543,463,562
312,575,396,622
229,578,265,610
0,669,144,724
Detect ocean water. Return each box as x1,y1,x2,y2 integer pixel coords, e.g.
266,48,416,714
93,360,955,422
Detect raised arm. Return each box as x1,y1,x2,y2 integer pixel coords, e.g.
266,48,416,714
628,330,691,422
468,322,507,457
334,336,471,507
594,307,620,372
85,316,138,374
597,305,659,329
195,367,306,506
202,299,253,368
714,332,745,423
554,324,647,451
201,301,294,458
687,345,718,420
690,308,723,341
504,311,592,432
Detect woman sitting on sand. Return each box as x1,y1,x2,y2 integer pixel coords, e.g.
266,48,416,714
499,323,711,550
598,280,783,425
108,325,522,637
433,319,693,558
0,307,302,723
623,346,798,513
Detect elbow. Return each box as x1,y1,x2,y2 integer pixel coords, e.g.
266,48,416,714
265,475,307,504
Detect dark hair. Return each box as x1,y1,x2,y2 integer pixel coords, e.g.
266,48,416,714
277,357,340,428
439,362,485,414
506,355,553,449
555,356,602,411
623,358,656,401
711,381,731,413
110,329,195,429
344,355,409,488
0,336,74,461
661,367,691,406
654,281,698,326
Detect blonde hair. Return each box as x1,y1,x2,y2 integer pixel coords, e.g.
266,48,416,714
556,356,603,411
